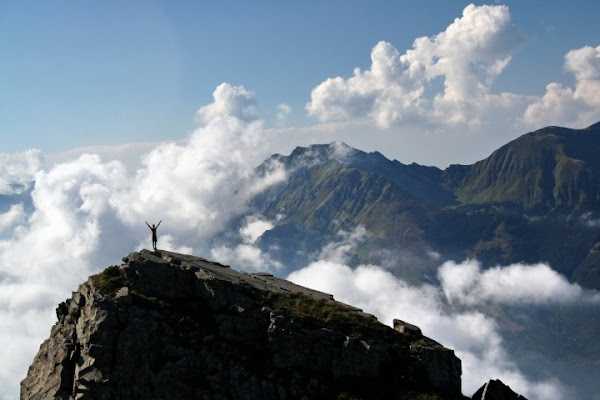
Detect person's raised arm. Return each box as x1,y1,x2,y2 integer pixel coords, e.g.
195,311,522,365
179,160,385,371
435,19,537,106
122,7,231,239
157,220,162,228
145,221,151,228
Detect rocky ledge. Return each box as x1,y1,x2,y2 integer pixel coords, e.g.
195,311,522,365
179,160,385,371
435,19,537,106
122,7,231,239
21,249,464,400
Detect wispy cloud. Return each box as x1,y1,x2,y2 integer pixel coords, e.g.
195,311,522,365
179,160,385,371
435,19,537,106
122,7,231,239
0,149,42,195
276,103,292,125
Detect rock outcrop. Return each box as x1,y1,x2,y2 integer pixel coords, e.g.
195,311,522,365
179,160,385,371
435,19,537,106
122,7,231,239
471,379,527,400
21,249,463,400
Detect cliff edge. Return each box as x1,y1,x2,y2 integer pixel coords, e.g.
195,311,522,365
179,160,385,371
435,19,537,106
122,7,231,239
21,249,463,400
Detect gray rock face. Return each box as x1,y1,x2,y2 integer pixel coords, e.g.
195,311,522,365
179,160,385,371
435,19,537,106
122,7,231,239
21,249,463,400
471,379,527,400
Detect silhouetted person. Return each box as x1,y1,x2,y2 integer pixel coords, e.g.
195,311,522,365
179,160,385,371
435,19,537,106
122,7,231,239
145,220,161,251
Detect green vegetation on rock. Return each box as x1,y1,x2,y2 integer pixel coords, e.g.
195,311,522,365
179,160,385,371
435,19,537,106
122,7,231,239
90,265,128,295
263,291,390,340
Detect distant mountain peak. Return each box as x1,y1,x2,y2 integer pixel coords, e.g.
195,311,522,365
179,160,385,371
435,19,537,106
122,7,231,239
282,141,361,165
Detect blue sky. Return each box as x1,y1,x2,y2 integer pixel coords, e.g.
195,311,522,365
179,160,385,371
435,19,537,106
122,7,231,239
1,0,600,162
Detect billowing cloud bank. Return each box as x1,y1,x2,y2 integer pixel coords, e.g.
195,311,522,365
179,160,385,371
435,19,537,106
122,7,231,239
288,228,597,399
306,4,599,131
0,83,286,400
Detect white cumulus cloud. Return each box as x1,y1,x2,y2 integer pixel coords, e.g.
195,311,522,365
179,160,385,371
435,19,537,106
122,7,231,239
438,259,598,306
196,82,258,123
306,4,525,128
0,153,128,399
524,45,600,127
305,3,599,144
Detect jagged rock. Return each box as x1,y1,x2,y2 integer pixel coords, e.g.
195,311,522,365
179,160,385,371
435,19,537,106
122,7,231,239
22,249,464,400
394,319,422,337
471,379,528,400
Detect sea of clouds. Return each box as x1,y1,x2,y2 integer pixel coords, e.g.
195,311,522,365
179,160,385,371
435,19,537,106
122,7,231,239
2,4,600,399
288,227,600,399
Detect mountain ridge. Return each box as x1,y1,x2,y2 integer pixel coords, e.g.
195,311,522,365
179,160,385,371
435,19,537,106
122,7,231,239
444,122,600,212
250,122,600,289
22,249,465,400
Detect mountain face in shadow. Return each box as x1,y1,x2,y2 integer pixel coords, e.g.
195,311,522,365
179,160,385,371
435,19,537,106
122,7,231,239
250,122,600,290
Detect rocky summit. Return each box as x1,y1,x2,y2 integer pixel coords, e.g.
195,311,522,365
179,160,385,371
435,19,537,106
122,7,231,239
21,249,463,400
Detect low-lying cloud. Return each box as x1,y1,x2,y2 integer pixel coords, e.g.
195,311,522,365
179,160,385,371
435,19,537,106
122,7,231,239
287,227,588,400
439,259,600,306
210,214,283,272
